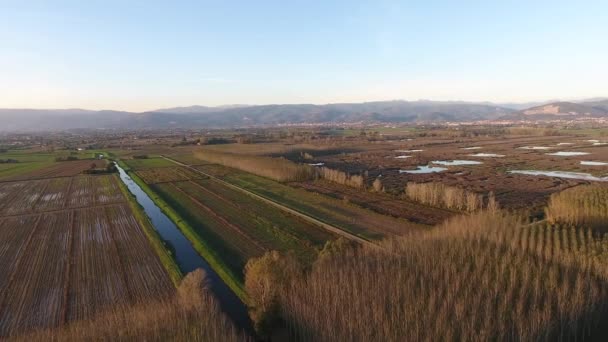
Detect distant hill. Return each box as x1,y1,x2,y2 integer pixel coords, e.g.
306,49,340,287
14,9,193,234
581,99,608,112
0,101,513,131
501,101,608,120
2,98,608,131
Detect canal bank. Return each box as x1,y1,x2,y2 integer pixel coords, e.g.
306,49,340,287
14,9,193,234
115,162,253,334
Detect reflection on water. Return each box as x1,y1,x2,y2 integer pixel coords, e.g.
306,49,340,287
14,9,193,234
115,164,252,333
581,161,608,166
547,151,590,156
431,160,482,166
469,153,505,157
400,165,448,174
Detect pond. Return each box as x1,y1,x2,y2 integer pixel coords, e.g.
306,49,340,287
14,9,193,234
546,151,590,156
508,170,608,182
394,155,412,159
394,149,423,153
581,161,608,166
400,165,448,174
518,146,551,150
462,146,482,150
431,160,482,166
468,153,505,157
115,164,252,333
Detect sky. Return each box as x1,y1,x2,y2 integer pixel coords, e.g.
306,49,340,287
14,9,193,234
1,0,607,112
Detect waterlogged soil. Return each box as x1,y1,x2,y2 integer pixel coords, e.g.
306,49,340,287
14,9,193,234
312,134,608,210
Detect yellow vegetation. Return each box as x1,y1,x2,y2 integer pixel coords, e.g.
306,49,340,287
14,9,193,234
545,184,608,231
405,181,488,211
194,150,315,182
272,211,608,341
318,167,365,189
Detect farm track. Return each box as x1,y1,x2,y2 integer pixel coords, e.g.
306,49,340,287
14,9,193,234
162,155,376,247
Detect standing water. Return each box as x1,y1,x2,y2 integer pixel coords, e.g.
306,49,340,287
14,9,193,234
115,164,252,333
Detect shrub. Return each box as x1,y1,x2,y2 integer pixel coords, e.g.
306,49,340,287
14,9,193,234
244,251,302,337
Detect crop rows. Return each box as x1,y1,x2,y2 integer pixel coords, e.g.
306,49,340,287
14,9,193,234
2,159,107,181
0,201,174,337
152,176,335,276
0,175,125,217
196,163,420,239
136,167,204,184
173,179,334,256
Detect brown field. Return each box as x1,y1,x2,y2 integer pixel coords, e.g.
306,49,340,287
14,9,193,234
2,159,108,181
0,174,174,337
0,175,124,217
136,166,204,184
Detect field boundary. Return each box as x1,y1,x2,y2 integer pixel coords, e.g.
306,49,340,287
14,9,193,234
162,155,377,247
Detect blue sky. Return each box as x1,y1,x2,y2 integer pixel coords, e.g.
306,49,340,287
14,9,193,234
1,0,606,111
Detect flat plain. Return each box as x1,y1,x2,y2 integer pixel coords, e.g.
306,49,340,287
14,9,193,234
0,173,174,337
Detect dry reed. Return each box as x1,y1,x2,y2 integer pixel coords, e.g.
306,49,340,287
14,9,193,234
277,211,608,341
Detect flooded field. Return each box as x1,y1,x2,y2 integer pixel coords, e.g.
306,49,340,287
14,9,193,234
508,170,608,182
469,153,505,157
400,166,448,174
431,160,482,166
547,151,591,156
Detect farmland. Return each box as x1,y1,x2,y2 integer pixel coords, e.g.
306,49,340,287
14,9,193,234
0,173,175,338
147,173,339,279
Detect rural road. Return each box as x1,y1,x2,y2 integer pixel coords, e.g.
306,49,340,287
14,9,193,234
160,155,377,247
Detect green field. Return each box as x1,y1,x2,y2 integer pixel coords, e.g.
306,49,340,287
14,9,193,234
123,157,176,170
195,163,420,240
151,177,336,279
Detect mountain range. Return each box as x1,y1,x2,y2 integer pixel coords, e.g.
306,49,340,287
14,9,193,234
1,99,606,132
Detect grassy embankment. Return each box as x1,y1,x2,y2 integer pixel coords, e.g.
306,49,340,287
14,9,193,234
116,160,246,300
115,173,183,287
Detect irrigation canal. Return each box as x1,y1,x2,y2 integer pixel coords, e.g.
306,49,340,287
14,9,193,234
115,163,253,334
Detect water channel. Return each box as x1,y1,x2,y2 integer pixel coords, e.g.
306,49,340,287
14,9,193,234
115,164,252,333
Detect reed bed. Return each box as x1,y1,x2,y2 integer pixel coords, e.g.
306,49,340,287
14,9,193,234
276,211,608,341
194,150,315,182
405,181,489,211
545,184,608,231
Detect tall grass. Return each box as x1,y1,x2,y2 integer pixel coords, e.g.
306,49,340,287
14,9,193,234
194,150,315,182
275,211,608,341
405,181,488,211
318,167,365,189
545,184,608,231
15,270,248,341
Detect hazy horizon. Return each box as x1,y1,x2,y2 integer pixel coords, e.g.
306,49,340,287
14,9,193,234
1,96,607,113
2,1,607,112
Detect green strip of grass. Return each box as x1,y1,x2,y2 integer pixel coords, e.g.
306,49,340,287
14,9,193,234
115,173,183,287
117,160,247,301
